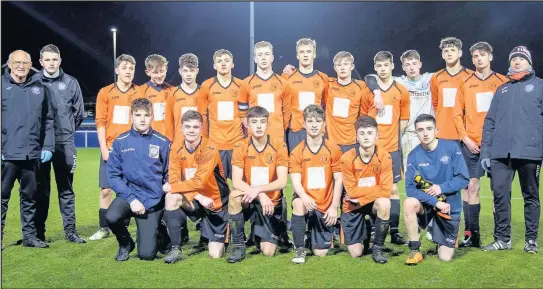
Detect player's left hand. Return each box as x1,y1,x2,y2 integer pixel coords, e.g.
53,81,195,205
323,207,338,227
40,150,52,163
463,136,480,154
426,184,442,196
258,194,274,216
162,182,171,193
242,187,260,203
345,195,359,204
283,64,296,76
373,90,385,113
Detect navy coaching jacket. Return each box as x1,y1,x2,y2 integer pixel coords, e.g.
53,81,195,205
107,127,171,209
1,68,55,160
481,73,543,161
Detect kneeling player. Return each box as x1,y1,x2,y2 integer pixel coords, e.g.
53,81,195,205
341,116,393,264
162,111,230,263
227,106,289,263
106,98,171,261
289,105,343,264
403,114,469,264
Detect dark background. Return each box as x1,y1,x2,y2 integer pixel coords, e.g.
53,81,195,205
3,1,543,105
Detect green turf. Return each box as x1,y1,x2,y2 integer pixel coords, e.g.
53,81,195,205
1,148,542,288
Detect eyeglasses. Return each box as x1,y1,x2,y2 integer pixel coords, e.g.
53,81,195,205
9,61,32,68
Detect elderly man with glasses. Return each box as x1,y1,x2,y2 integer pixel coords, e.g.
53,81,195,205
1,50,54,250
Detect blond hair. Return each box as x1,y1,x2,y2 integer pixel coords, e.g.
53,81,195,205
254,41,273,54
333,51,354,65
145,54,168,70
296,37,316,52
213,49,233,62
115,54,136,67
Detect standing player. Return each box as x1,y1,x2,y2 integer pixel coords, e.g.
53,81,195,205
165,53,202,142
403,114,469,264
281,38,329,152
326,51,374,153
136,54,172,136
197,49,244,180
365,50,434,170
105,98,171,261
289,105,343,264
239,41,291,142
453,42,508,247
162,111,230,263
227,106,289,262
369,51,410,245
341,116,393,264
90,54,140,241
35,44,86,243
430,37,473,239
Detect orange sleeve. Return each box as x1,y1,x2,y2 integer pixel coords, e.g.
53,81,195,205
359,83,372,117
400,86,411,120
288,147,302,174
341,153,393,207
168,144,182,184
197,84,209,137
453,81,467,139
95,88,108,128
171,146,219,194
282,82,292,130
431,74,439,113
276,140,289,167
331,145,343,173
364,90,377,119
165,90,175,141
322,75,329,108
231,143,245,169
238,80,249,119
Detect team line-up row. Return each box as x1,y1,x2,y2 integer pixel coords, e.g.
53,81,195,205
2,36,541,264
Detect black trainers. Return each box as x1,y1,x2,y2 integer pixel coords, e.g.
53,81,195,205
164,246,183,264
524,240,538,254
227,245,246,263
115,238,135,261
390,232,407,245
481,239,512,251
65,231,87,243
23,237,49,248
372,247,388,264
459,233,481,248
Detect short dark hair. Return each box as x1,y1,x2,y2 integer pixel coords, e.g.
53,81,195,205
40,44,61,59
181,110,203,124
131,98,152,114
247,106,269,120
303,104,324,121
440,37,463,50
355,116,378,131
374,51,393,64
470,41,493,54
414,114,436,127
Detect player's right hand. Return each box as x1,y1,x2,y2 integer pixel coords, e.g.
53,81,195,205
301,195,317,212
197,195,214,209
435,201,450,214
283,64,296,76
242,187,260,204
162,182,171,193
101,149,110,162
258,194,274,216
130,199,146,215
373,90,385,113
463,136,480,154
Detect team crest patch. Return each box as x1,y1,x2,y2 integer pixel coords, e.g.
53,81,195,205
373,164,379,173
525,84,534,93
231,90,238,98
265,153,274,164
349,90,356,96
271,83,278,91
440,155,450,164
321,155,329,164
421,82,429,89
313,80,320,88
31,87,40,95
57,82,67,90
149,144,160,159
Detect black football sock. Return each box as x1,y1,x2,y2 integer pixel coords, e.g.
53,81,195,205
390,199,400,234
292,215,306,249
373,218,390,250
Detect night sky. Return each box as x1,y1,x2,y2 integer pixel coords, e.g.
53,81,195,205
3,1,543,107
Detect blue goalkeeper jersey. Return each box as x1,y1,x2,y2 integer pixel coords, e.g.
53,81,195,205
405,139,469,215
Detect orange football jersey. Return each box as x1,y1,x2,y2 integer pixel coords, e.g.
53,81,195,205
165,85,202,142
136,81,173,137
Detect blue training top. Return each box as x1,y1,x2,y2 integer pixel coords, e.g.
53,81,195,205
405,139,469,215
